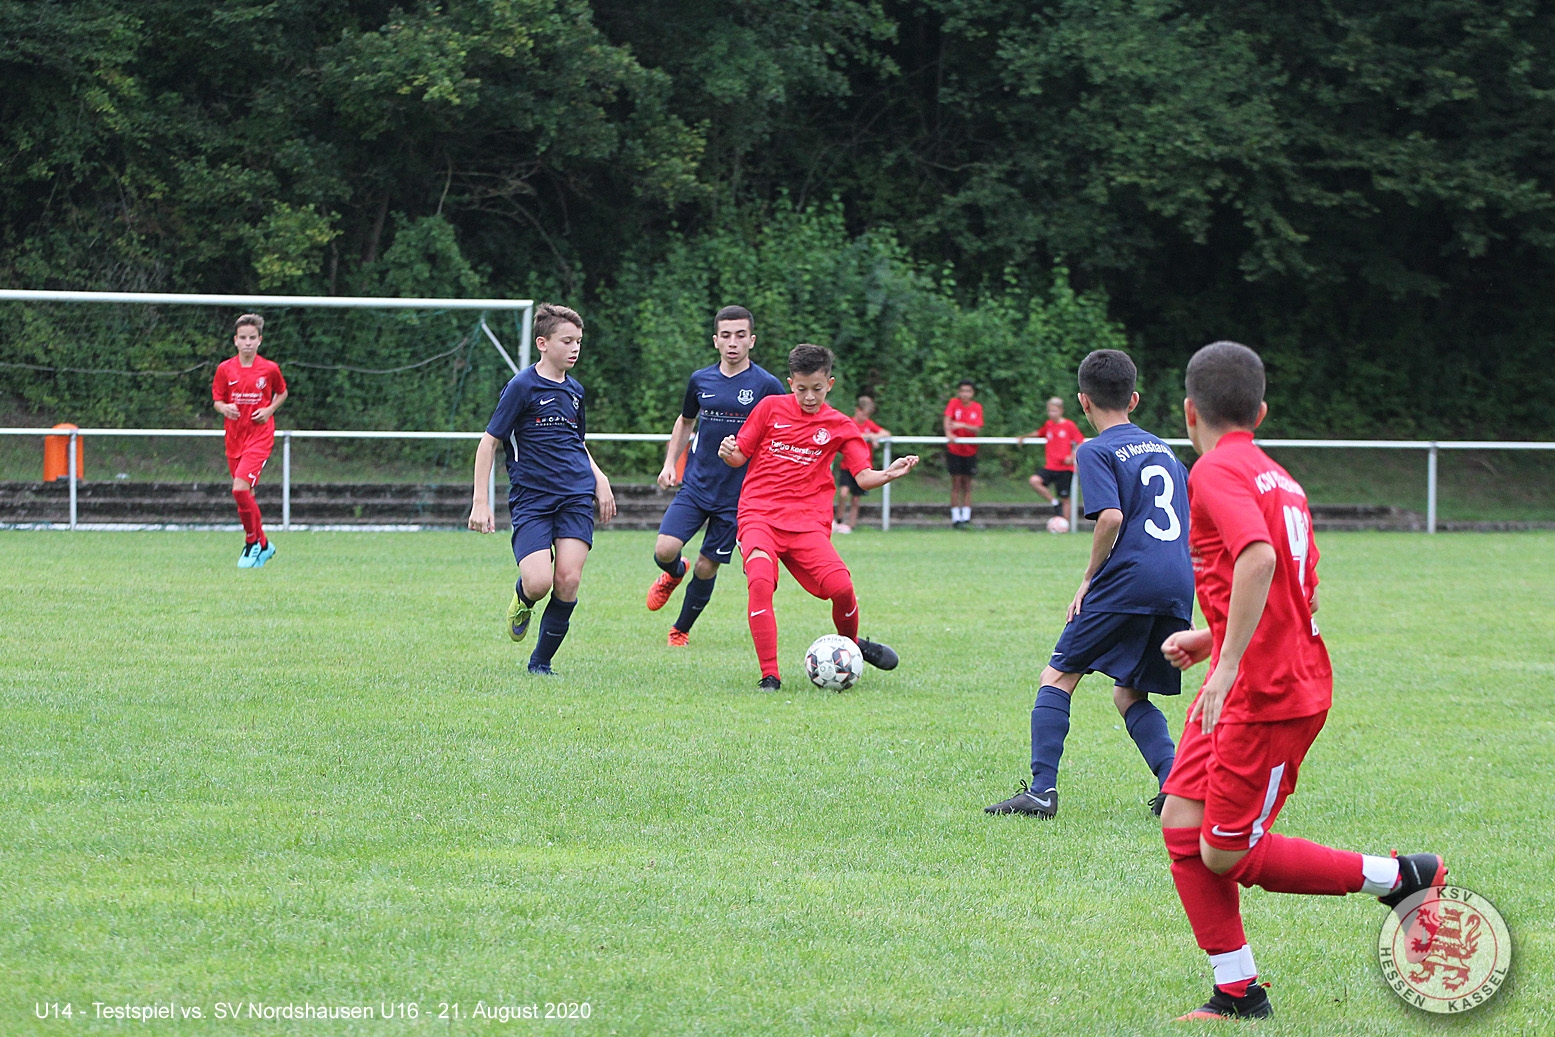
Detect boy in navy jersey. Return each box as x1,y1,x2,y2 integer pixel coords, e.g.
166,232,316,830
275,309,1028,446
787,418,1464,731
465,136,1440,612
987,349,1191,819
469,304,617,676
646,305,786,646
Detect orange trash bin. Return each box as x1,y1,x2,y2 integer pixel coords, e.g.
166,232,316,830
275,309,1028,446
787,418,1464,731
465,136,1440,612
43,424,85,481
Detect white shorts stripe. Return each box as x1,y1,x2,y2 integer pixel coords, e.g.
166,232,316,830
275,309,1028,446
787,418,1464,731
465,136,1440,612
1249,762,1286,847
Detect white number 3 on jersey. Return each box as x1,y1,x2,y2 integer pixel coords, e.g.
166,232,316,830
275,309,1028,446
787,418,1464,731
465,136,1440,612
1140,465,1182,542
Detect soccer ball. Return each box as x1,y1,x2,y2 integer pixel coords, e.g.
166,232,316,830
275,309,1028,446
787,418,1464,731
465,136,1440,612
1046,515,1070,534
804,634,864,691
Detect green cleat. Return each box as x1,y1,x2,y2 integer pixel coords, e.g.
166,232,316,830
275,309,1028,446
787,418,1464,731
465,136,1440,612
507,591,534,642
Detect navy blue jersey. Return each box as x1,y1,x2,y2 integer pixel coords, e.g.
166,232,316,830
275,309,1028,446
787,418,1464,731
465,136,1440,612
676,362,787,509
1075,423,1194,620
485,366,593,500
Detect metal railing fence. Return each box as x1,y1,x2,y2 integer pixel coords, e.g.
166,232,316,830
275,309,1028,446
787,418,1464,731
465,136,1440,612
2,427,1552,533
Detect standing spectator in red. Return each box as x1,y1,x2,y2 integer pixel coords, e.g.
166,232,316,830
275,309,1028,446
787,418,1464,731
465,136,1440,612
1018,396,1086,524
943,380,983,528
833,394,891,534
212,314,287,569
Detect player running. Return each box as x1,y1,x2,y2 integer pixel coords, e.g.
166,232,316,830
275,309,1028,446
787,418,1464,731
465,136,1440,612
986,350,1188,819
645,305,786,646
717,344,919,691
1017,396,1085,525
468,304,617,677
1157,341,1446,1021
212,313,287,568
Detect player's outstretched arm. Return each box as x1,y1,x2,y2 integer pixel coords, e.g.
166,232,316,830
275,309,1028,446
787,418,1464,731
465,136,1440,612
718,435,748,467
468,433,500,533
1161,627,1213,670
853,454,920,490
1068,507,1122,621
1189,540,1276,732
658,415,695,490
588,448,616,524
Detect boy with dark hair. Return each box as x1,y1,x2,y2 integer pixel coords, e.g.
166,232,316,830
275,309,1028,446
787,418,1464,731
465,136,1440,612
1157,340,1445,1021
1018,396,1085,524
987,348,1189,819
943,380,982,528
469,303,617,677
833,394,890,534
718,344,919,690
213,313,287,568
646,304,786,646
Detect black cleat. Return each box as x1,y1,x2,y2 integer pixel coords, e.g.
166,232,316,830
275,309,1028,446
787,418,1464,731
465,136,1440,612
857,637,898,670
1381,852,1448,963
1379,852,1448,909
1175,984,1272,1021
1149,790,1167,817
757,675,782,692
527,662,559,677
985,782,1057,818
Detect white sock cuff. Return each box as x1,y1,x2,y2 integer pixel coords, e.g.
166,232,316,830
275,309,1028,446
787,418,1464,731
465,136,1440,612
1208,945,1258,985
1360,854,1401,896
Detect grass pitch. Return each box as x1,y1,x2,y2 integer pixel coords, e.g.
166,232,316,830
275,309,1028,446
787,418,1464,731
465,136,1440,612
1,529,1551,1035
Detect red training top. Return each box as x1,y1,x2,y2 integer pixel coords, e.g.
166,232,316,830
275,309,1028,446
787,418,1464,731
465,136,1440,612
854,415,884,437
1187,430,1331,723
944,398,983,456
736,394,872,534
1036,418,1085,471
213,355,286,457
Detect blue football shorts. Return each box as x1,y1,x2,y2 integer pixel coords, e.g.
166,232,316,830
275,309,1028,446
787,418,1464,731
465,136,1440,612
1049,610,1190,696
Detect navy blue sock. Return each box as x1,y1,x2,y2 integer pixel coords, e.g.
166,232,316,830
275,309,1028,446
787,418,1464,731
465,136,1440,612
529,597,577,667
655,554,687,578
673,573,716,633
1029,685,1072,791
515,579,537,608
1123,697,1176,787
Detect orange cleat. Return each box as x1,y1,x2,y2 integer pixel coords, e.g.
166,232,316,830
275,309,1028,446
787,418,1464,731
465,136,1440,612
646,561,685,611
667,628,690,647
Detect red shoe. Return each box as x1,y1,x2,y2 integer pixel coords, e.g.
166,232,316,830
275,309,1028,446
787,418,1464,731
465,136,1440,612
667,628,690,647
646,561,685,611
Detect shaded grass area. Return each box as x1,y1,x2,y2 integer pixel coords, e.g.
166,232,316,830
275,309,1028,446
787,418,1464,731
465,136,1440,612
4,433,1552,521
0,529,1550,1034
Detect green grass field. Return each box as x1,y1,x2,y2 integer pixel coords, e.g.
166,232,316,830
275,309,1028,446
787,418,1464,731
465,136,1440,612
1,529,1551,1035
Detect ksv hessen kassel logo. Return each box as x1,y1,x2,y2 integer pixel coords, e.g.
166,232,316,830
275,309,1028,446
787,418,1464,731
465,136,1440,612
812,428,831,445
738,388,755,405
1378,885,1510,1014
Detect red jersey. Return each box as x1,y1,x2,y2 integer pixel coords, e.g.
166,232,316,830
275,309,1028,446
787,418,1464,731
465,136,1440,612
213,355,286,457
1187,430,1331,723
854,415,884,437
1036,418,1084,470
944,398,983,456
736,394,872,533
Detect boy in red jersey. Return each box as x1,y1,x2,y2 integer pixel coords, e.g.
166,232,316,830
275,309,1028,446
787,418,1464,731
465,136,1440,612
943,380,982,527
833,394,891,534
212,314,287,568
1156,341,1446,1021
1017,396,1084,523
718,345,919,690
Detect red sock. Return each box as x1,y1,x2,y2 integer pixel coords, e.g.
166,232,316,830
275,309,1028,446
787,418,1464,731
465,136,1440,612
820,573,859,641
1164,827,1247,957
745,556,780,679
1226,832,1365,896
233,489,258,542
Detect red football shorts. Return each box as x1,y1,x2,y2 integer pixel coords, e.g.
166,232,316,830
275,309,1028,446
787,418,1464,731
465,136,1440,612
737,521,852,597
1164,704,1328,852
227,444,272,487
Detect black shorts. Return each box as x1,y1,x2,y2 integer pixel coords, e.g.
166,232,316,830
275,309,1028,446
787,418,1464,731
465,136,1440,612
836,466,866,496
946,452,978,476
1035,467,1073,497
1049,610,1190,697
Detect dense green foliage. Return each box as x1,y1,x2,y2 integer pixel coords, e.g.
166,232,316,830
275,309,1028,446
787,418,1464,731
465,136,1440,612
4,1,1554,436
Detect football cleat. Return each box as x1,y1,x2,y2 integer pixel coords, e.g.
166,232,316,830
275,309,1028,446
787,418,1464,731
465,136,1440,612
1175,984,1272,1021
1381,852,1448,964
253,541,276,567
985,782,1057,818
667,628,690,647
857,637,899,670
507,591,534,642
646,561,685,611
757,675,782,692
237,542,258,568
527,661,559,677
